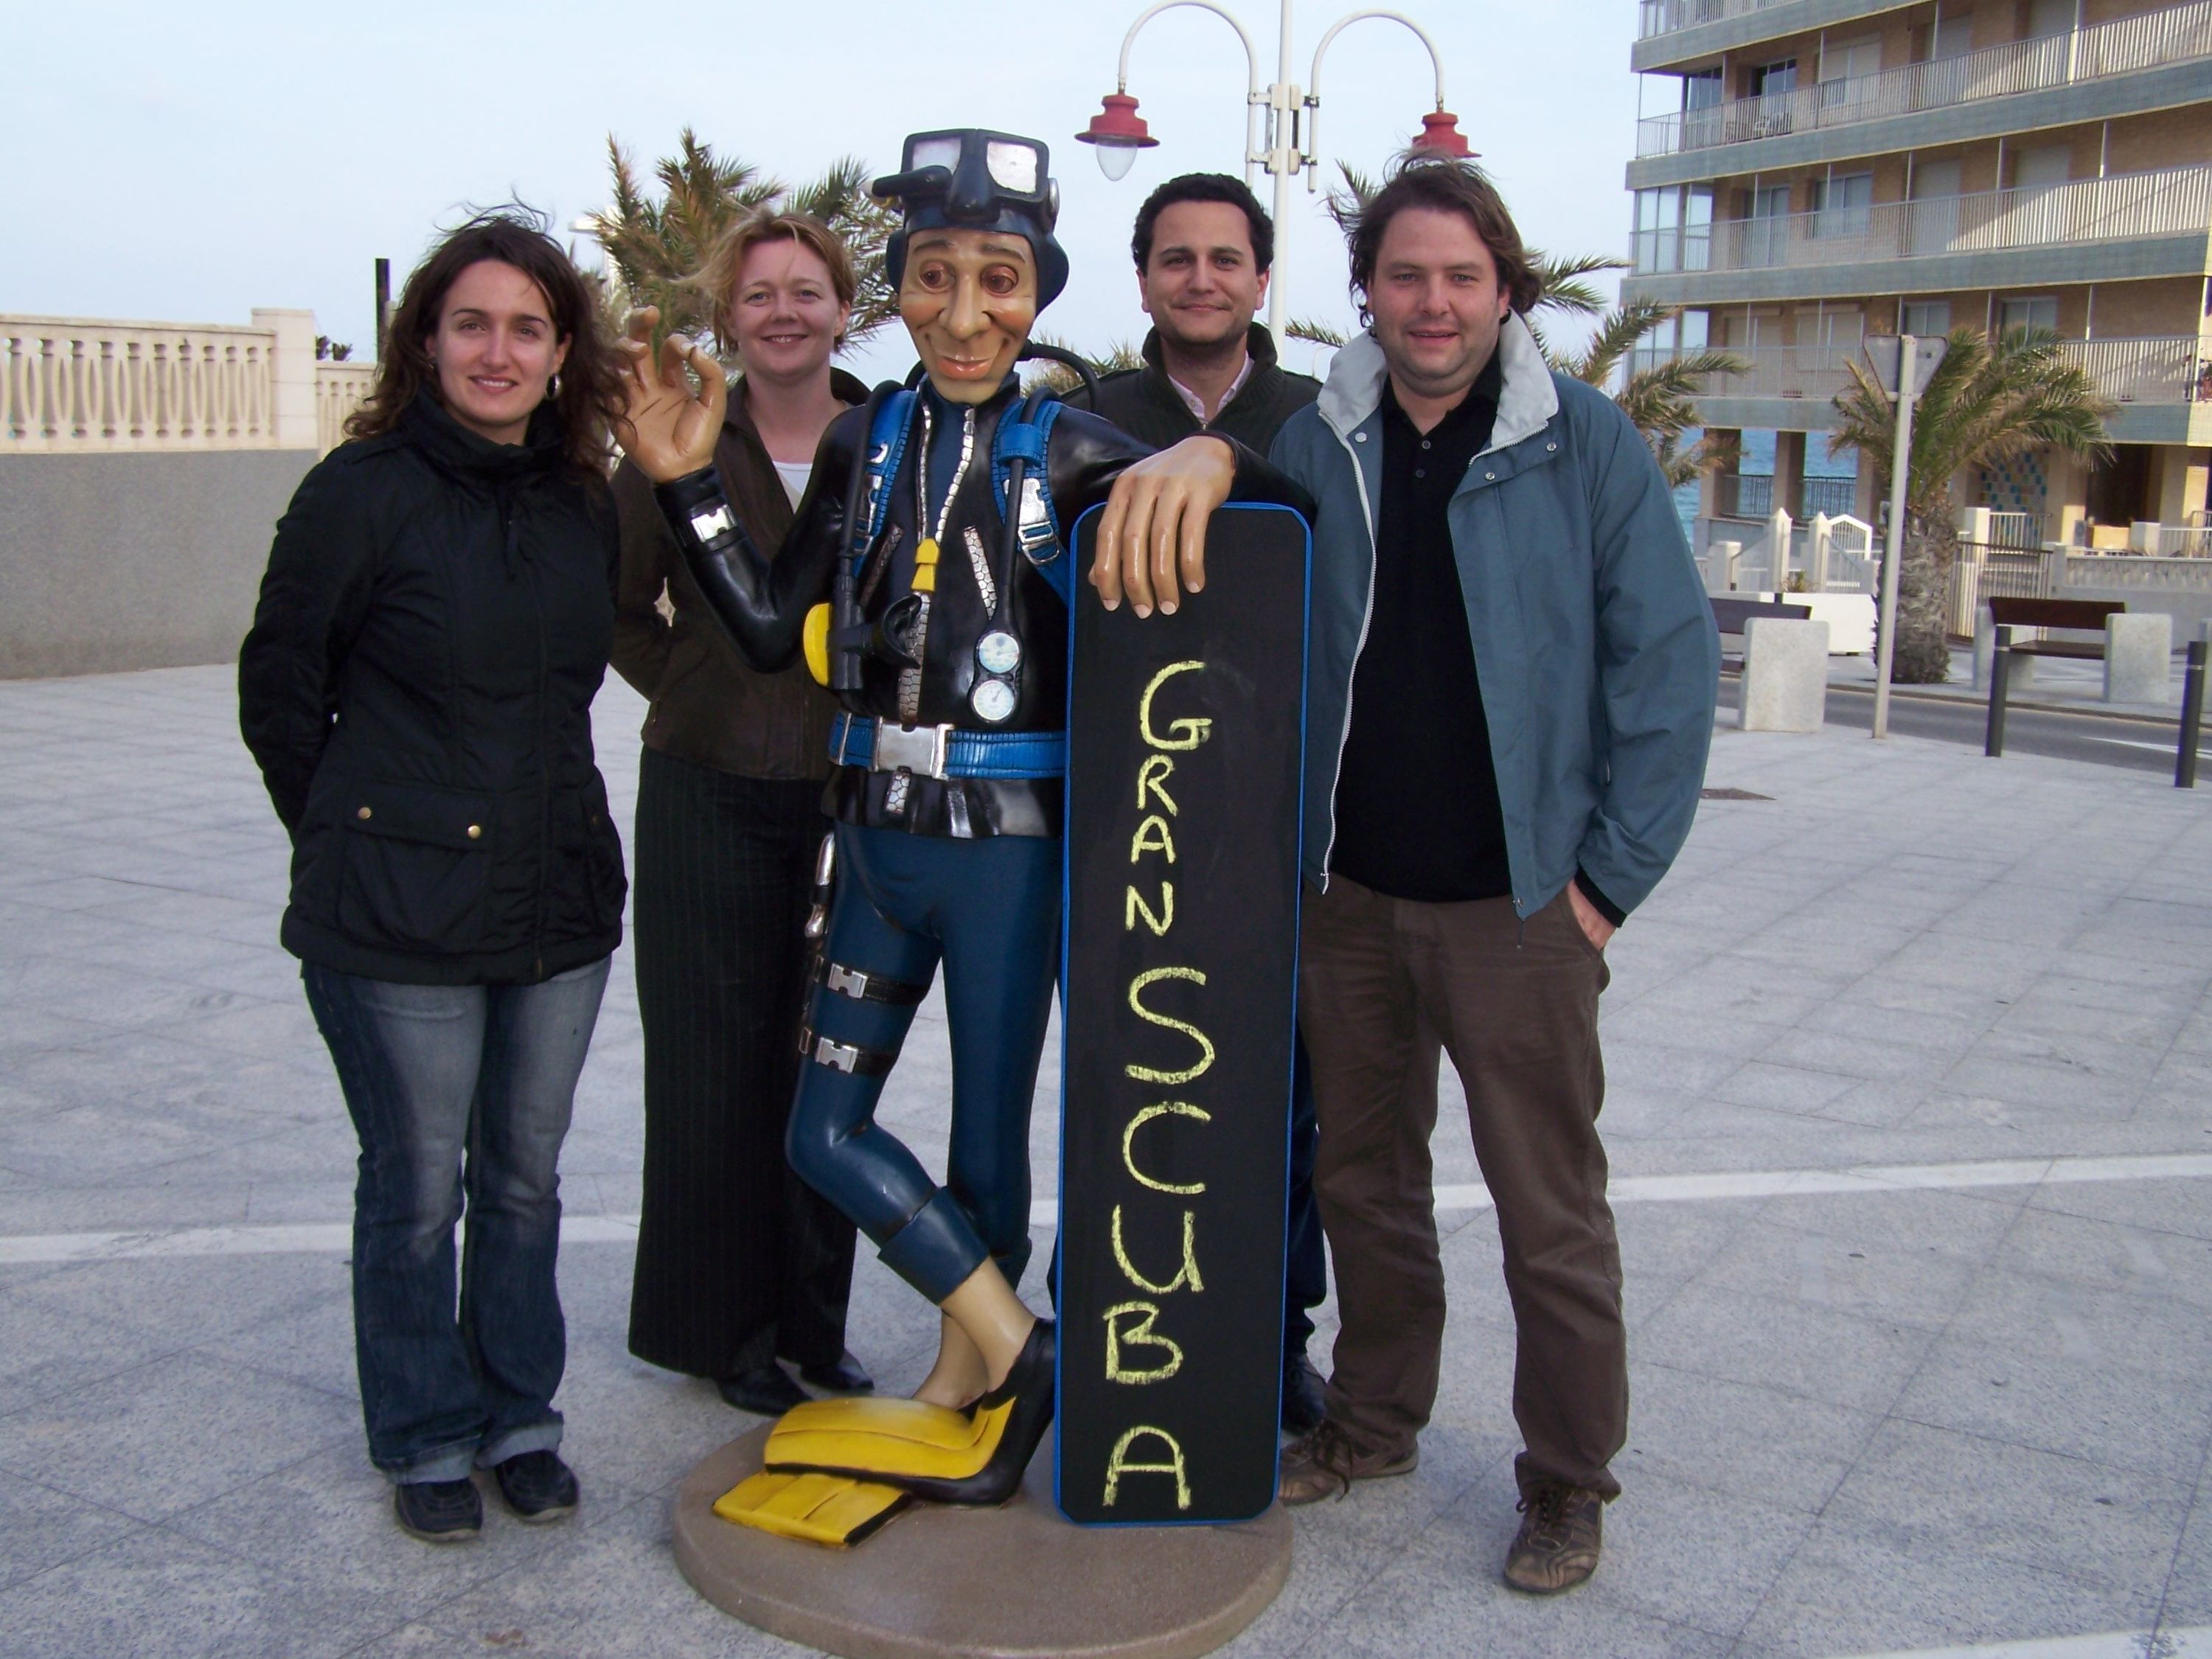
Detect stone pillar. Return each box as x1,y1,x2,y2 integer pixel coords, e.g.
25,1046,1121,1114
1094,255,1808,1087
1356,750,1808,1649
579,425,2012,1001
1740,617,1830,731
1767,507,1793,594
1807,514,1832,591
1773,430,1807,517
253,307,319,451
1709,539,1740,594
2105,612,2172,705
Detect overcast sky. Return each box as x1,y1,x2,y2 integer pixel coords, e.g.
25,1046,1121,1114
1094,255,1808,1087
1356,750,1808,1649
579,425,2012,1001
12,0,1649,380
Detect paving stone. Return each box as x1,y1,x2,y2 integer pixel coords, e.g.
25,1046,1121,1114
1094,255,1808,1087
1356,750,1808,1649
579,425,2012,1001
3,663,2209,1658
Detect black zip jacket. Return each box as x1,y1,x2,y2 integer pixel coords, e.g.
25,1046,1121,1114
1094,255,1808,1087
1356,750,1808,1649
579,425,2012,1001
663,377,1310,838
1064,324,1321,453
239,393,626,984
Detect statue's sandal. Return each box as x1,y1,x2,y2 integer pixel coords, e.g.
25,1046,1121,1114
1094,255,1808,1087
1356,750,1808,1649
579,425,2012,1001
714,1321,1058,1543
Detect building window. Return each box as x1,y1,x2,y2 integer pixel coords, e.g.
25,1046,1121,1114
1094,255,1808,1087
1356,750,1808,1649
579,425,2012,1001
1810,173,1874,238
1750,59,1798,97
2013,144,2070,194
1998,296,2060,335
1818,35,1881,108
1902,301,1952,336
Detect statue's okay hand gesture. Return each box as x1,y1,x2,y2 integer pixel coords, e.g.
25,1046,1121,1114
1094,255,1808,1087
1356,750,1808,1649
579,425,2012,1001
612,307,726,482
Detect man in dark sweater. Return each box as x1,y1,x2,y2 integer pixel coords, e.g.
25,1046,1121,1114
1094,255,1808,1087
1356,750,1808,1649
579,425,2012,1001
1070,173,1319,452
1068,173,1329,1439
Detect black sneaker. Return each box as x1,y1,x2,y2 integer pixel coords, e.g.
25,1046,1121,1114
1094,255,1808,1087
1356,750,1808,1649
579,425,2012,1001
393,1477,482,1543
491,1450,579,1524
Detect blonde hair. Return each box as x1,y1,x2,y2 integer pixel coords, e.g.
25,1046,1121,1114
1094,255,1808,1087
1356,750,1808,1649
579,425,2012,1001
689,210,858,355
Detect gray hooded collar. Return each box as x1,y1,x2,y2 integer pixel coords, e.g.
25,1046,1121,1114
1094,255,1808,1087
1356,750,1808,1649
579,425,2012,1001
1316,310,1559,459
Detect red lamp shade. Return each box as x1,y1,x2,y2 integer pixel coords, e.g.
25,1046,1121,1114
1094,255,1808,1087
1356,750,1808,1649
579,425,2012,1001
1076,92,1160,152
1411,111,1475,158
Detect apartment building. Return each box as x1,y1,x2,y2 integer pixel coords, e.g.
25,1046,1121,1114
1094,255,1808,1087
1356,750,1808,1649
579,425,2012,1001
1622,0,2212,549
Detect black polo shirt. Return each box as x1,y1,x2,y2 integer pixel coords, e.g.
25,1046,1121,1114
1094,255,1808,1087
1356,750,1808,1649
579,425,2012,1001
1329,352,1509,903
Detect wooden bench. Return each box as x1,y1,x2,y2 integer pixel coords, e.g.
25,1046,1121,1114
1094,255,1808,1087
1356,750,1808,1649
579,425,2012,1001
1985,597,2125,661
1711,597,1811,672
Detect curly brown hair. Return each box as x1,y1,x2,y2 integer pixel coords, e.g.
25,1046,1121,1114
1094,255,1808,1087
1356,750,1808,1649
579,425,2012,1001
1346,156,1543,321
344,206,623,478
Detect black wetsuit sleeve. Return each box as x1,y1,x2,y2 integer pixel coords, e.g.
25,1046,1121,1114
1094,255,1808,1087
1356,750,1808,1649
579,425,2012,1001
1042,406,1318,524
653,405,864,672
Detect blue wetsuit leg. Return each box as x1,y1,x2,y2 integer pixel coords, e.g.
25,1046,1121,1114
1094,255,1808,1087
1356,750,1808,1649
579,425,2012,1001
785,821,1059,1305
932,830,1061,1293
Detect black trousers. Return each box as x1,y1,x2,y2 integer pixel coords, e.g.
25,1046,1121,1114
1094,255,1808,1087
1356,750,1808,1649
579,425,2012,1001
626,748,858,1378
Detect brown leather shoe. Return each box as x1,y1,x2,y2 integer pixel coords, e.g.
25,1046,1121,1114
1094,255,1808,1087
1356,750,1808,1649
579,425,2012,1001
1277,1420,1418,1506
1503,1480,1604,1593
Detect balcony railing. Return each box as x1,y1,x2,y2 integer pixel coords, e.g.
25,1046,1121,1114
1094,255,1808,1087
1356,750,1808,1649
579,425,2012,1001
1636,0,2212,157
2065,334,2212,404
1635,333,2212,410
1638,0,1793,41
1631,164,2212,276
1712,473,1860,518
1632,341,1860,404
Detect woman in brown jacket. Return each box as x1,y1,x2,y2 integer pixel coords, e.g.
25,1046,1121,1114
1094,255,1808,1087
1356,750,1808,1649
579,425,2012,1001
611,212,872,1414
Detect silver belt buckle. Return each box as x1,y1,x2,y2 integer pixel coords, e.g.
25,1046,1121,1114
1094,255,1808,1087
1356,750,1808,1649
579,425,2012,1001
870,720,951,779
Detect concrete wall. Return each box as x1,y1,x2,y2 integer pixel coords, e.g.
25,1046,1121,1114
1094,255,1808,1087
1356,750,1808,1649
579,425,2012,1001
0,449,314,678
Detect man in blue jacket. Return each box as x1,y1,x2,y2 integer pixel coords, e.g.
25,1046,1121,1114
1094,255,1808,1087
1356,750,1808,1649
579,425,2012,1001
1092,156,1717,1593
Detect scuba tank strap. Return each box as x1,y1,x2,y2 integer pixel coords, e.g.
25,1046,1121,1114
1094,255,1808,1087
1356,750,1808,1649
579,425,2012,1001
990,396,1069,605
860,389,919,552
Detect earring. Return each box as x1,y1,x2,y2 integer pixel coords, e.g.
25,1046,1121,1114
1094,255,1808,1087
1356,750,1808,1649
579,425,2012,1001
546,372,560,398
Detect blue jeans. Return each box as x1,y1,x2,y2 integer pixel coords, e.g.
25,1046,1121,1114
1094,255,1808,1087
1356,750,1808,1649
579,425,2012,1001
304,958,609,1483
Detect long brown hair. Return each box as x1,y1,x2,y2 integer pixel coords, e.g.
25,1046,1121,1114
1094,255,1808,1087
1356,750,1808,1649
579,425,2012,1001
345,206,622,477
1346,156,1543,322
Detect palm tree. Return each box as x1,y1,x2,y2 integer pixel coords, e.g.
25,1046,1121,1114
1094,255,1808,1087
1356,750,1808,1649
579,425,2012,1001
1827,325,2114,684
1285,162,1742,486
1553,296,1747,488
588,129,901,357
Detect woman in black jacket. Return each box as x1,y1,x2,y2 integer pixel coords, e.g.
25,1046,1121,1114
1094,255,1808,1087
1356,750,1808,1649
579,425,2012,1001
239,209,626,1544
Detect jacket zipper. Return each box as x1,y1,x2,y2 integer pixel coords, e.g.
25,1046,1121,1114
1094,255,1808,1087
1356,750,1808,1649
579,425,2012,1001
1317,418,1382,894
518,489,550,981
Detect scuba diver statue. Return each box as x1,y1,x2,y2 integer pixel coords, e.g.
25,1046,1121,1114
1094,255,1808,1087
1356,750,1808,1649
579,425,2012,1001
615,129,1301,1545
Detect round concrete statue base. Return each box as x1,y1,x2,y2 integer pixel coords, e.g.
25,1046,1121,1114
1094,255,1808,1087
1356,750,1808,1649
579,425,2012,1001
672,1425,1292,1659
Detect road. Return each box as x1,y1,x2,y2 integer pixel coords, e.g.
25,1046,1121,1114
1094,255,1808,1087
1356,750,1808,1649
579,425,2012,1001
1714,675,2205,778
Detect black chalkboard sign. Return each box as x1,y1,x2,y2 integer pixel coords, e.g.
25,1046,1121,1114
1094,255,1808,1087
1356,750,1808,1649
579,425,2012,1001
1054,501,1311,1526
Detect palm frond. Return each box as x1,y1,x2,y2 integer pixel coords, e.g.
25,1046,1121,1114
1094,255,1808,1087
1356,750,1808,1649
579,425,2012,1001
1284,316,1349,349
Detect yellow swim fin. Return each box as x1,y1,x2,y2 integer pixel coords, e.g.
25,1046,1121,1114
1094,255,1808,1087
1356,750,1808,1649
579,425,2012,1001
765,1394,1015,1484
713,1470,912,1548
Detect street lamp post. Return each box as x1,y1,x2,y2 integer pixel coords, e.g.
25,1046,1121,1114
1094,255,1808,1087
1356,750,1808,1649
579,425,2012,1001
1865,332,1949,740
1074,1,1470,335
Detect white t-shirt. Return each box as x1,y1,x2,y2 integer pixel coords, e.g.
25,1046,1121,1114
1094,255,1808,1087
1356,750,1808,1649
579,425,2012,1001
773,460,813,509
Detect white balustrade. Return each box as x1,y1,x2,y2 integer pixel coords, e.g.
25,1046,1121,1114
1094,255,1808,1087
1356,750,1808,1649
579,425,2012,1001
3,313,369,455
316,362,375,454
2,319,276,451
1635,0,2212,157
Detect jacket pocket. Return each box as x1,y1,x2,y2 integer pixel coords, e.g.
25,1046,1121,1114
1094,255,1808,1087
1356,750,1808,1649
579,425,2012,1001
335,780,496,956
578,772,627,932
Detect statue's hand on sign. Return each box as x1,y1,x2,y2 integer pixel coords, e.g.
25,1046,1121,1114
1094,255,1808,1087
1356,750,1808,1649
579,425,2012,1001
1089,434,1237,618
613,307,727,483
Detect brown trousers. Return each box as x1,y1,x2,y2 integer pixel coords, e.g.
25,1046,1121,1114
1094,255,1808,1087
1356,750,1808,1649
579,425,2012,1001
1299,877,1626,1498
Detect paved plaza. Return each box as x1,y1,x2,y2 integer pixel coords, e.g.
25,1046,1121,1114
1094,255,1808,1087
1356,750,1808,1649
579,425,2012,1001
0,664,2207,1659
